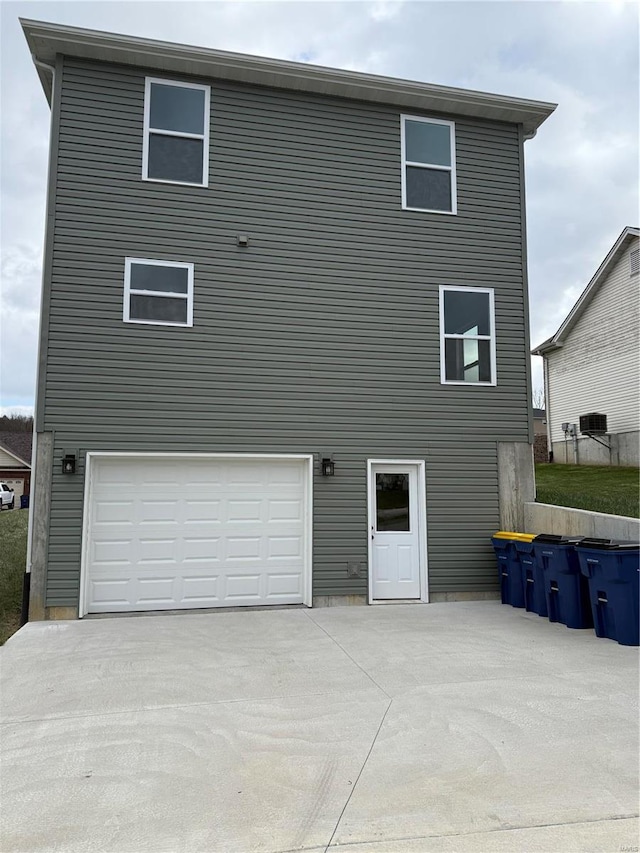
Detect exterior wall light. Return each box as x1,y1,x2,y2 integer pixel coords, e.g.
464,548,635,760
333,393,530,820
62,454,76,474
321,457,335,476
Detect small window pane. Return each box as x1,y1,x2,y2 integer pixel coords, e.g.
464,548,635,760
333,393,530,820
444,290,491,336
130,264,189,294
129,295,188,324
405,120,451,166
445,338,492,382
150,83,205,135
148,134,204,184
406,166,451,212
376,473,410,532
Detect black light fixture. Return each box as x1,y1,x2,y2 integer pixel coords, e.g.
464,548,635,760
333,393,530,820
62,454,76,475
321,457,335,477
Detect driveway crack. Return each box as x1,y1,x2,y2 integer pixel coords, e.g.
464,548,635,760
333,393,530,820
323,698,393,853
303,610,391,700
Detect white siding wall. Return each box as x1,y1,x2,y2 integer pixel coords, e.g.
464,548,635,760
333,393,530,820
547,238,639,443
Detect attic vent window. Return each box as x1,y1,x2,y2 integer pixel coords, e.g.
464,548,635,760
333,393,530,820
630,248,639,276
401,115,457,215
143,78,210,187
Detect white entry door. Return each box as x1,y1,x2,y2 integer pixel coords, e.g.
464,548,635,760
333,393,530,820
369,462,424,600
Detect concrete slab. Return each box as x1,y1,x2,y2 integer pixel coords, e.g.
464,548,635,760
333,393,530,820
331,677,638,846
1,690,389,853
1,609,377,723
326,818,640,852
1,602,638,853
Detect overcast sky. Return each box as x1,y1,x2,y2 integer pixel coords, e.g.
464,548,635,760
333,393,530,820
1,0,638,415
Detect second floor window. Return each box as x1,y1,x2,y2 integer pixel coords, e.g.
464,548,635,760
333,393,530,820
124,258,194,327
401,115,457,214
143,78,210,186
439,286,496,385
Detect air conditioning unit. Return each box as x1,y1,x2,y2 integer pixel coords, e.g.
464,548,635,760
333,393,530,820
579,413,607,436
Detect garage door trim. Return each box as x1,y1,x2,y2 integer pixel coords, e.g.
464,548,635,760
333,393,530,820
79,452,314,617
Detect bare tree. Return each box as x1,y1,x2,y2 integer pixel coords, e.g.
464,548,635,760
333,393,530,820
532,388,545,410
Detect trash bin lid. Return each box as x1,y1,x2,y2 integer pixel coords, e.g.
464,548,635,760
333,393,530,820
577,537,640,550
493,531,536,541
533,534,584,544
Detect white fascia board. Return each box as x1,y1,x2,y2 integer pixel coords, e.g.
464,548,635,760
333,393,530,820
21,18,556,134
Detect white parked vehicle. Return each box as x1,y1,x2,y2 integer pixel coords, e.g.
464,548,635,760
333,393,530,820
0,483,15,510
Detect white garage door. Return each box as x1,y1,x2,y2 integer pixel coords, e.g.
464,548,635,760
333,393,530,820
84,455,310,614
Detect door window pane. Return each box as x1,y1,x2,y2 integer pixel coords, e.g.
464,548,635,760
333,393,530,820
443,290,491,336
405,120,451,166
148,134,204,184
376,473,410,532
405,167,452,212
149,83,206,134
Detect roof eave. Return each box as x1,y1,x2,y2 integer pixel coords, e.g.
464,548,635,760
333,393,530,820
542,226,640,348
21,18,557,133
0,443,31,467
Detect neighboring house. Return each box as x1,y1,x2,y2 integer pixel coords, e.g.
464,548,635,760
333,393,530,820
22,19,555,620
532,409,547,436
0,432,32,502
533,227,639,467
532,409,548,463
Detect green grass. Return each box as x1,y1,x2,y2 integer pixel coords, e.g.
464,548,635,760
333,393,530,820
535,464,640,518
0,509,28,644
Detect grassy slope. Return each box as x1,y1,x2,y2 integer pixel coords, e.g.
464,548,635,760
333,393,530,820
535,464,640,518
0,509,28,644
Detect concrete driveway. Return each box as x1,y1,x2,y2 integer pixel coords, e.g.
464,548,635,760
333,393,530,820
1,602,638,853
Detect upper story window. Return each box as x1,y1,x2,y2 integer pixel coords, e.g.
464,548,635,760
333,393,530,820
143,78,210,186
401,115,457,214
439,286,496,385
124,259,194,327
630,248,639,276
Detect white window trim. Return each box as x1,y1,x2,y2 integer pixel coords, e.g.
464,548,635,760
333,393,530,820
142,77,210,188
439,285,496,386
401,115,457,215
124,257,194,327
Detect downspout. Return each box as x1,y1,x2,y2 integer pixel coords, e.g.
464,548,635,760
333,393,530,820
22,56,57,627
542,355,553,462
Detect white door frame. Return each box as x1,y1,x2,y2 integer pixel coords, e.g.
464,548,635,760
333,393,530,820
366,459,429,604
79,452,314,617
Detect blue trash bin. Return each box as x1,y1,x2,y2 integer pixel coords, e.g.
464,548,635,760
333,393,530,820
533,534,592,629
20,494,29,510
491,533,533,608
576,539,640,646
515,539,548,617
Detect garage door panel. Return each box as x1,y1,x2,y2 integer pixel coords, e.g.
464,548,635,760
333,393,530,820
86,456,308,613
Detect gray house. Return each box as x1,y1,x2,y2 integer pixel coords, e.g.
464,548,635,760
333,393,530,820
22,19,555,620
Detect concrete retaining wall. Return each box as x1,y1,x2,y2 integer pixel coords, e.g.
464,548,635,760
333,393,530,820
524,502,639,541
550,431,639,467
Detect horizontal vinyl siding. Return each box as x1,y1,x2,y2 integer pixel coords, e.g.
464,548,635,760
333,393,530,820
42,57,530,605
548,240,640,443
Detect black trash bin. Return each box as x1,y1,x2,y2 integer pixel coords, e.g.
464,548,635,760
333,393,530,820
20,494,29,510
